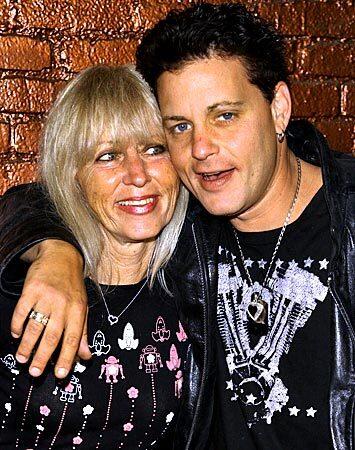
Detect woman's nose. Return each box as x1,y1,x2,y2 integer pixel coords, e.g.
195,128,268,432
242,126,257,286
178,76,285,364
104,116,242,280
122,154,151,187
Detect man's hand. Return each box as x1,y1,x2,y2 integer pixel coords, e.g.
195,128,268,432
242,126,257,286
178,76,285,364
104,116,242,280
11,240,91,378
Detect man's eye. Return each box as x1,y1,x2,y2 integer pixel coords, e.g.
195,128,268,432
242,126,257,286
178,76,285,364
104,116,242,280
218,112,235,121
96,152,116,162
145,144,167,156
172,123,191,134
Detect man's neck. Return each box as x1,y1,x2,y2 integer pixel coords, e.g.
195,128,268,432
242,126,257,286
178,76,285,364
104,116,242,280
230,150,322,233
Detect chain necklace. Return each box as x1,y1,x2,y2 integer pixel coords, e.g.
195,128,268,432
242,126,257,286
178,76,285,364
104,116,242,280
233,157,302,326
98,278,148,326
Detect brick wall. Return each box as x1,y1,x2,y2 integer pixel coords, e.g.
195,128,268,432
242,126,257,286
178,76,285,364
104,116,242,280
0,0,353,194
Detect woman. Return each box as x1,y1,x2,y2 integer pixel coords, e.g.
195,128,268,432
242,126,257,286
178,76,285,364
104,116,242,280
0,65,189,448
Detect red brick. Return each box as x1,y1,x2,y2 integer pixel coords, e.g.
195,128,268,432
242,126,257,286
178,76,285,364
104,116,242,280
0,36,51,71
316,119,354,153
75,2,139,32
14,121,43,153
92,40,138,65
306,3,355,38
0,79,58,113
75,1,187,32
17,0,76,30
258,3,305,36
63,38,138,72
0,3,10,29
300,42,354,78
0,162,38,195
341,83,355,117
61,39,92,73
0,123,10,153
291,82,340,118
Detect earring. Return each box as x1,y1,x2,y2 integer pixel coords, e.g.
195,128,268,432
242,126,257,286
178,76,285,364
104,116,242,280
276,130,285,143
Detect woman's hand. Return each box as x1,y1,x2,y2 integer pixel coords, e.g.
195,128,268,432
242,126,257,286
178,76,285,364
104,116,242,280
11,240,91,378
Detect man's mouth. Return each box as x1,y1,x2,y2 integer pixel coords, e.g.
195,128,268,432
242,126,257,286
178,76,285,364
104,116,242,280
200,168,234,181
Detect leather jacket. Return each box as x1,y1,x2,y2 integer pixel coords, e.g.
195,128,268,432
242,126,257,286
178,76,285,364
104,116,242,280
0,120,354,450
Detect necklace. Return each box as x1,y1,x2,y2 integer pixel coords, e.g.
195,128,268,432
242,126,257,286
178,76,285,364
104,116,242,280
98,279,148,326
233,157,302,326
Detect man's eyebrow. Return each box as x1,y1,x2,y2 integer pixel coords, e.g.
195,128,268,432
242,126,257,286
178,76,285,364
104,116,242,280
207,101,244,112
162,101,244,122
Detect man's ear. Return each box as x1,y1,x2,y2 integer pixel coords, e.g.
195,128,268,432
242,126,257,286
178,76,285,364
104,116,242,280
271,81,292,133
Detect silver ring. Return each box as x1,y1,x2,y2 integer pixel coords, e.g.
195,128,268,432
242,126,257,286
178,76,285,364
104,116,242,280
29,310,49,326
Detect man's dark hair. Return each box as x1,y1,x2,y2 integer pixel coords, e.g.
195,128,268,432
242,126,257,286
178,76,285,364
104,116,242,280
136,3,288,103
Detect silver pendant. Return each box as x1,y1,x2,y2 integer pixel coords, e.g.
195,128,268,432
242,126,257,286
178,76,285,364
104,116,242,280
108,314,119,325
247,293,268,324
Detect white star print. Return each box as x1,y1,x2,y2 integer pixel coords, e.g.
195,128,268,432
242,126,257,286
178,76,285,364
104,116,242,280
275,258,283,269
246,393,257,404
258,259,267,269
319,258,329,270
306,407,317,417
226,380,233,390
304,257,314,268
245,258,253,268
289,406,300,416
288,260,299,270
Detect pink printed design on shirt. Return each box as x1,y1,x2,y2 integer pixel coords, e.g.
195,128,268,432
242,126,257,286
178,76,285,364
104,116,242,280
34,405,51,447
139,345,163,373
72,405,95,448
118,387,139,449
99,356,125,383
127,387,139,399
175,371,183,398
96,356,124,448
166,344,181,371
123,422,134,432
151,316,170,342
176,322,188,342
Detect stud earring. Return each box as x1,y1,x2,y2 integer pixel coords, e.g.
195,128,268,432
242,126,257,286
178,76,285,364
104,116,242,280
276,130,285,143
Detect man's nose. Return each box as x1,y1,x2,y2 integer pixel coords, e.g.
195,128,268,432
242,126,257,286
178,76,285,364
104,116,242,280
191,132,219,161
122,154,151,187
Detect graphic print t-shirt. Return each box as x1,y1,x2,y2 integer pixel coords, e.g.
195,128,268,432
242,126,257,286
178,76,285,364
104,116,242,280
0,280,189,449
216,188,333,449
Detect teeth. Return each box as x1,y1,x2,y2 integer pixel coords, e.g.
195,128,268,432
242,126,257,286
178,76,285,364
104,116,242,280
118,197,155,206
202,172,221,179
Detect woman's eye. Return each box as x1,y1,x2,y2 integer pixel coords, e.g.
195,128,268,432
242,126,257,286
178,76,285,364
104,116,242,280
96,152,116,162
145,145,167,156
172,123,191,134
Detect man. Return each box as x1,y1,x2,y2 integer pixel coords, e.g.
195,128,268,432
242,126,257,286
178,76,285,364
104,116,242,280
0,3,354,449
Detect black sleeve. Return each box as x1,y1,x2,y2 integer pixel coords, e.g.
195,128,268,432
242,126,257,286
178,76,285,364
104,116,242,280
0,182,82,296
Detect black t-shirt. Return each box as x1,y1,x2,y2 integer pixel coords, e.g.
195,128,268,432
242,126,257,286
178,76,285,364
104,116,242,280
215,188,333,449
0,279,189,449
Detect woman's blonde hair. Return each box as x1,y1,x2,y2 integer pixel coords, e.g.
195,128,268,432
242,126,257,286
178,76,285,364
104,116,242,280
40,65,188,289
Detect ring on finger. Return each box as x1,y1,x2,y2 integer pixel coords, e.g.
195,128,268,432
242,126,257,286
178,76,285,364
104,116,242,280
29,310,49,327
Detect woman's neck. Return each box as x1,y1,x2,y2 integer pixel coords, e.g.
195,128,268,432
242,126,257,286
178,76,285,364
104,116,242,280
96,234,155,285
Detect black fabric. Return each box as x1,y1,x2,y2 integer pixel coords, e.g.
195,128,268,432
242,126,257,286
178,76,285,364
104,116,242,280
0,279,189,449
215,188,333,449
